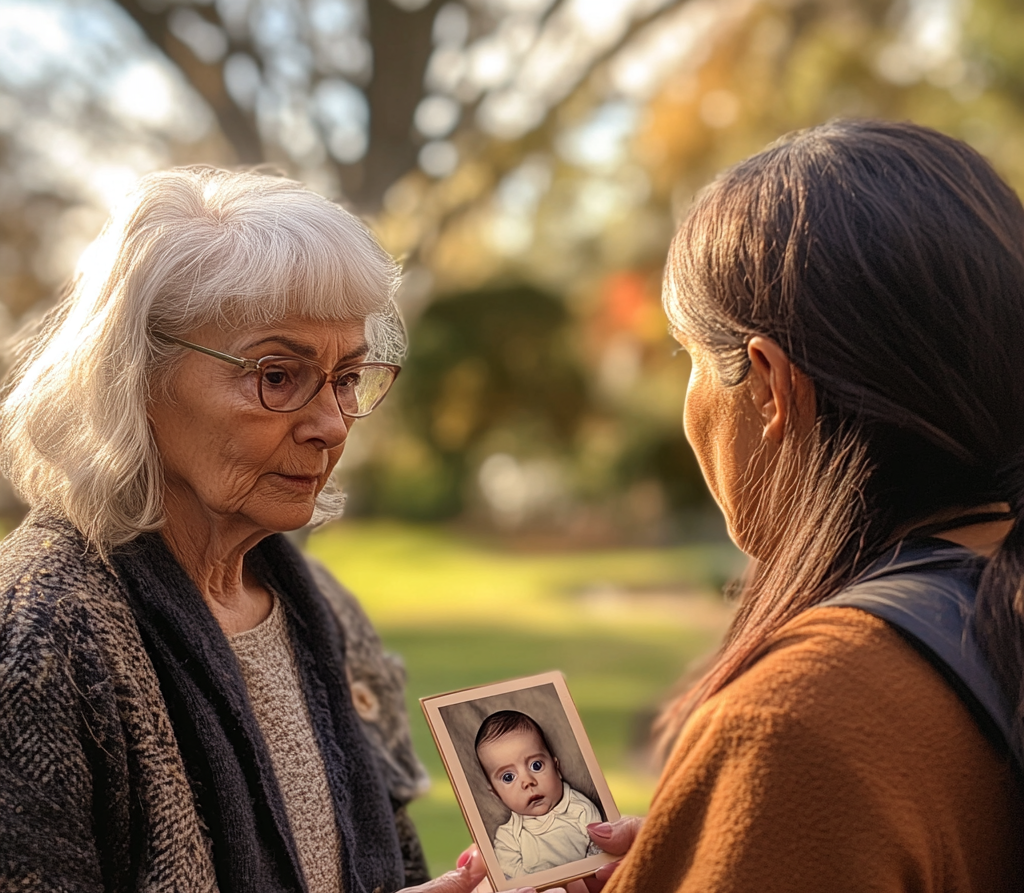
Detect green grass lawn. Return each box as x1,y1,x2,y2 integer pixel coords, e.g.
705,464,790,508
307,520,742,874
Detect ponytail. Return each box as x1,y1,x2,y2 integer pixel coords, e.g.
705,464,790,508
976,460,1024,756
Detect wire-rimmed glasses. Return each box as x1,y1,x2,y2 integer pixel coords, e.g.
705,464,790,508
153,331,400,417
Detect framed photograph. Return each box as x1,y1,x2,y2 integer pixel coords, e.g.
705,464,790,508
421,671,620,892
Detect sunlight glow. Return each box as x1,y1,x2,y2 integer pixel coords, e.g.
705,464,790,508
876,0,967,87
419,140,459,178
414,94,461,138
109,61,178,128
556,101,638,170
90,164,146,209
608,0,732,100
568,0,634,42
0,2,72,87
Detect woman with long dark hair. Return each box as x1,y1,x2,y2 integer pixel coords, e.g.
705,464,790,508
590,120,1024,890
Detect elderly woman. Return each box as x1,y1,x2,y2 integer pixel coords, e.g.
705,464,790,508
589,120,1024,890
0,168,488,893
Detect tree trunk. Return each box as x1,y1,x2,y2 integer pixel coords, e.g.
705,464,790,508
357,0,443,210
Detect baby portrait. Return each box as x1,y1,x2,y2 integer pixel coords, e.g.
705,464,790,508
421,672,619,891
475,709,602,878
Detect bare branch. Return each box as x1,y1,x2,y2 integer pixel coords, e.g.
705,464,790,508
113,0,265,164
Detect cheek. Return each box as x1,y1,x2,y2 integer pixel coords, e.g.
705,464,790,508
683,370,765,542
682,372,722,496
151,381,292,500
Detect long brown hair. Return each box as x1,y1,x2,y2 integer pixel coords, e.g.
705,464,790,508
659,119,1024,754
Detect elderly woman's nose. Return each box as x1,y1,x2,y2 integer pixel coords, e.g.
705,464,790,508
296,385,350,447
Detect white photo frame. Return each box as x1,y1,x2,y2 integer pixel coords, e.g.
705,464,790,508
421,671,620,892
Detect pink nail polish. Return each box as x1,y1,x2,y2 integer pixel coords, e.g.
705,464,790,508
589,822,613,838
457,849,473,869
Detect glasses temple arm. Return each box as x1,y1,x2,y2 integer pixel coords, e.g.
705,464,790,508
152,331,256,370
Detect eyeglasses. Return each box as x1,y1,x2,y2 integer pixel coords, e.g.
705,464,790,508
153,331,400,417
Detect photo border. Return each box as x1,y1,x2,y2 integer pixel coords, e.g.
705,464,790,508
421,671,620,891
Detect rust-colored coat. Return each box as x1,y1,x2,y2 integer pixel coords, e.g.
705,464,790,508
606,608,1024,893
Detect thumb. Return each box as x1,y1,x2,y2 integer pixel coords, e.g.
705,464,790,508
587,815,644,856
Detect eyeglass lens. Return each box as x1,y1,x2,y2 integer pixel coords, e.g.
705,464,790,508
259,359,395,415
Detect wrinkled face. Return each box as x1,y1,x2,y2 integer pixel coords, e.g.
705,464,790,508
477,727,563,817
149,315,367,541
676,335,766,554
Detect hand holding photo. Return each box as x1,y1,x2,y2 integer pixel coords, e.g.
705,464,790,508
421,672,620,892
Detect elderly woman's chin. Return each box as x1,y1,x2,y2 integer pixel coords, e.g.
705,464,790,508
252,476,339,533
159,463,344,541
250,486,321,533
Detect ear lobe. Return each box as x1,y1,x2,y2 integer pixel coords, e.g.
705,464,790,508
746,336,808,444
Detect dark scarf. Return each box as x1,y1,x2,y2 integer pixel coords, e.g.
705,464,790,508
112,532,405,893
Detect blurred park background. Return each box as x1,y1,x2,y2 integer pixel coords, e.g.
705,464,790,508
2,0,1024,872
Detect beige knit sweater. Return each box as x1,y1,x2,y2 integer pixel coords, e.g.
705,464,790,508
230,595,343,893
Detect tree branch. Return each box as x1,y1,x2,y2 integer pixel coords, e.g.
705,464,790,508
113,0,265,164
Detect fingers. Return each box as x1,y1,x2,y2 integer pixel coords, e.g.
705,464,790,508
581,860,620,893
471,875,493,893
586,815,644,857
405,847,487,893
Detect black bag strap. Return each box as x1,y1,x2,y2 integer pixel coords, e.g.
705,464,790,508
817,539,1023,772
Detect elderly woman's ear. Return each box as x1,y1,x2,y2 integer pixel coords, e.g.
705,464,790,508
745,336,816,444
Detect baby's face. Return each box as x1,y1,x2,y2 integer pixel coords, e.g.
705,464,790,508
477,727,563,816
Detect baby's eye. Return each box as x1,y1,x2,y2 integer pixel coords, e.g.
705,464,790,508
500,772,515,784
530,759,544,772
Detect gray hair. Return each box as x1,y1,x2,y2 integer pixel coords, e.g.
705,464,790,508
0,165,404,550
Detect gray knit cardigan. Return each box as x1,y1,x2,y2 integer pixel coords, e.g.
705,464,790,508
0,514,431,891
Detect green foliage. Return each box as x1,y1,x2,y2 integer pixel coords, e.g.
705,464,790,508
356,284,593,521
402,284,588,453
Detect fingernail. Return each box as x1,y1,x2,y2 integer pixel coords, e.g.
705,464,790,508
588,822,613,839
457,849,474,869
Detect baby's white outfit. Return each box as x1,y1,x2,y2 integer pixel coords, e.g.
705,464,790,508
493,781,602,879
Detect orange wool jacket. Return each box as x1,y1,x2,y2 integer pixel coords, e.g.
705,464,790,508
605,607,1024,893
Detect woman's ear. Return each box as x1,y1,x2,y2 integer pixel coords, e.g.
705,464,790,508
746,336,814,444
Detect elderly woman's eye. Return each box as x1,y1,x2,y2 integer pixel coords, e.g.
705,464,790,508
500,771,515,784
261,363,302,390
259,362,308,409
530,759,544,772
336,370,362,390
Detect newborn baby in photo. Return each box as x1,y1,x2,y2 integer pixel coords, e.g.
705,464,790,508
475,710,603,879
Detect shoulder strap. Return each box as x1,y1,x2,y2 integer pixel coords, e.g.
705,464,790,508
818,540,1023,772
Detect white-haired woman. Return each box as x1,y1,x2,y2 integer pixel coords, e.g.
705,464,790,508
0,168,491,893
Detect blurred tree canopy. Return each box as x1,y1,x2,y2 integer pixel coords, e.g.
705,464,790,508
2,0,1023,537
353,284,588,521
